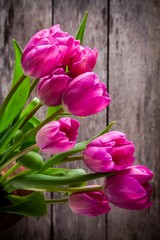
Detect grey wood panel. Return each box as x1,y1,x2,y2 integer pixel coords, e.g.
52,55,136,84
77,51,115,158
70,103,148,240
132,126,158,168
0,0,52,239
52,1,108,240
108,0,160,239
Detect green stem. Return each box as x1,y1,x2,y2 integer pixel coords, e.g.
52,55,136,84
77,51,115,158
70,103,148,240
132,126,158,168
0,144,38,172
0,74,26,115
44,185,103,193
23,108,64,140
39,141,88,173
0,163,21,183
65,156,83,162
20,102,42,129
67,185,103,193
90,121,116,141
29,78,39,96
45,198,68,204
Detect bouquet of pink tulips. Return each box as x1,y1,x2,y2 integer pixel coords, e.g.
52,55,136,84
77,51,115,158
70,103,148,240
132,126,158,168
0,13,153,218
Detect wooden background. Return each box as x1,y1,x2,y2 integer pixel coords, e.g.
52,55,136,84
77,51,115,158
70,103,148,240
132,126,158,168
0,0,160,239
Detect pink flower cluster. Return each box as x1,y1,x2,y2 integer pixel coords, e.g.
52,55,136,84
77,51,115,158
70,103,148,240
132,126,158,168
69,132,153,216
21,24,153,217
21,24,111,117
22,24,111,154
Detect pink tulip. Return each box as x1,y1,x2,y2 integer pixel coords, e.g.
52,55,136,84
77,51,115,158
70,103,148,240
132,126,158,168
68,191,111,216
62,72,111,117
36,117,80,154
83,131,135,172
21,24,79,78
37,68,70,106
49,25,80,66
69,46,98,77
105,165,153,210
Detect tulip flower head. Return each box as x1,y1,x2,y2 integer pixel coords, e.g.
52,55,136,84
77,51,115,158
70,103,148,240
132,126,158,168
69,46,98,77
62,72,111,117
37,68,70,106
83,131,135,173
36,117,80,154
69,191,111,216
21,24,79,78
105,165,153,210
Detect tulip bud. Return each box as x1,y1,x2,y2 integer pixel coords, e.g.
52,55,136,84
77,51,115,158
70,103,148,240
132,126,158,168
68,191,111,216
83,131,135,172
69,46,98,77
37,68,70,106
62,72,111,117
17,151,44,171
36,117,80,154
13,130,24,144
105,165,153,210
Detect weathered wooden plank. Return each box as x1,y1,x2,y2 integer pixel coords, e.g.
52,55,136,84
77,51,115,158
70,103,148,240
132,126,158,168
52,1,109,239
0,0,52,239
108,0,160,239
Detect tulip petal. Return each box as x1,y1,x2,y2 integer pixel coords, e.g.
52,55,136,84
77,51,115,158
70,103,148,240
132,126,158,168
69,191,111,216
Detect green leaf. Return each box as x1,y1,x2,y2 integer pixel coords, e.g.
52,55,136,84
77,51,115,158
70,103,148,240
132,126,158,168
12,39,23,86
0,77,30,133
17,151,44,171
76,11,88,44
0,192,47,217
0,40,30,133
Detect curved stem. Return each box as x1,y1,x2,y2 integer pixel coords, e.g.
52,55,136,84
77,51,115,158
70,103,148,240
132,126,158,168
45,198,68,204
90,121,116,141
65,156,83,162
29,78,39,96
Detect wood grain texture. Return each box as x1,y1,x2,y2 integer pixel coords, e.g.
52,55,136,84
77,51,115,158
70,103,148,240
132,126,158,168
0,0,52,239
108,0,160,239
